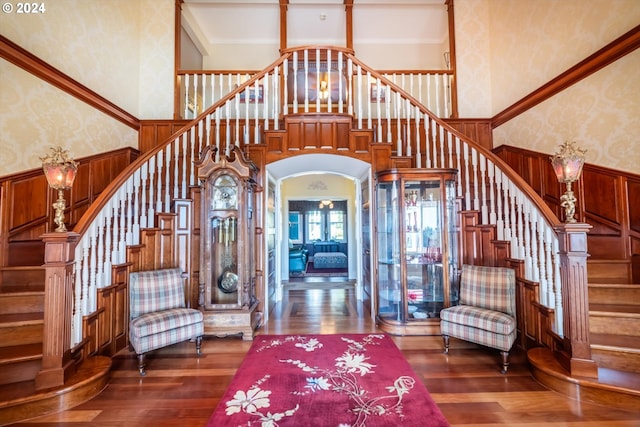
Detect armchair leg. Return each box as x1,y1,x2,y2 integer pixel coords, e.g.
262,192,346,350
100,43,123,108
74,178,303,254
442,335,450,354
500,351,509,374
195,336,203,355
137,354,146,376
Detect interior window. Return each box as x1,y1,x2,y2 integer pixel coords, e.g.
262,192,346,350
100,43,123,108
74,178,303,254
329,210,345,241
307,210,323,241
289,212,302,243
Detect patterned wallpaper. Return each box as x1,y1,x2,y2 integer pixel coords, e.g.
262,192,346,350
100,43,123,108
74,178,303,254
454,0,493,118
494,50,640,175
0,59,137,177
455,0,640,174
0,0,174,177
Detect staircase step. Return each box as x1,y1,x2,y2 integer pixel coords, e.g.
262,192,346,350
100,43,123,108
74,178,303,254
591,334,640,373
0,313,43,347
0,266,45,293
589,304,640,337
0,343,42,385
0,291,44,315
589,284,640,306
587,259,632,284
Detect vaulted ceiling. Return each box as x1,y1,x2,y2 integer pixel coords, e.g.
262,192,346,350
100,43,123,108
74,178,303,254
182,0,448,56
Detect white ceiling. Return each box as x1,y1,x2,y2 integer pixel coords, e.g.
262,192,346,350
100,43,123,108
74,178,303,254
182,0,448,53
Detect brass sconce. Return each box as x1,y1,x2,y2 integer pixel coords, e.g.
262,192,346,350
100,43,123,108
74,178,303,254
550,141,586,223
41,147,78,232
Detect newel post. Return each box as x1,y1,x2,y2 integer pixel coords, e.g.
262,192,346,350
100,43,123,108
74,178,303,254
35,231,80,390
553,223,598,378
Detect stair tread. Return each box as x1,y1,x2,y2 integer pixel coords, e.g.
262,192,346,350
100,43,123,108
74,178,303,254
0,343,42,364
0,312,44,324
591,333,640,350
589,283,640,288
589,303,640,314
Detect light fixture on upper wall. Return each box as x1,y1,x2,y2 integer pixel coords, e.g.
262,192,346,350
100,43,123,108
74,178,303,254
41,146,78,232
319,200,334,209
550,141,586,223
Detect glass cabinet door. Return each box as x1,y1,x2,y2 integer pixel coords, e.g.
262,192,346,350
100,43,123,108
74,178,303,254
374,168,458,335
404,180,444,320
376,180,402,322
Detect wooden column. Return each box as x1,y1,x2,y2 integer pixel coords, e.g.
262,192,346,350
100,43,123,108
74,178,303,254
345,0,354,50
553,223,599,378
35,232,80,390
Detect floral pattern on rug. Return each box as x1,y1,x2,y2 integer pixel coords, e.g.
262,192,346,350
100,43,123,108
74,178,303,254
208,334,449,427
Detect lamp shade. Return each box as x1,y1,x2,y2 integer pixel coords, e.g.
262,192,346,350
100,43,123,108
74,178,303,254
550,141,586,183
41,147,78,190
551,154,585,183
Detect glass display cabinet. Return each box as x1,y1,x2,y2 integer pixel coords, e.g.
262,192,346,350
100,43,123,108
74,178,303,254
197,146,262,340
374,169,459,335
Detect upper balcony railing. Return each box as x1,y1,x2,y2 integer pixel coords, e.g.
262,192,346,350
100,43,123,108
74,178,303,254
178,63,454,120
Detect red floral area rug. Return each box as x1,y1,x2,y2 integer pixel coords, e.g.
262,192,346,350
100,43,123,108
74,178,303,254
206,333,449,427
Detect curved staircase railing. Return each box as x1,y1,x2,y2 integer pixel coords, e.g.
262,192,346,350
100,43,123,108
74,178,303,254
66,45,565,352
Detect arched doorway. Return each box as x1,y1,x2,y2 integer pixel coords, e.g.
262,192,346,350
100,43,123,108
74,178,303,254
264,154,373,321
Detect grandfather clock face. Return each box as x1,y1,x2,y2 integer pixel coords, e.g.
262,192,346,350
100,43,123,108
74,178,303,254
212,174,238,210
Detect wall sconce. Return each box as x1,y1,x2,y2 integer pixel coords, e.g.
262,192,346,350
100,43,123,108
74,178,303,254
550,141,586,223
319,200,334,209
41,146,78,232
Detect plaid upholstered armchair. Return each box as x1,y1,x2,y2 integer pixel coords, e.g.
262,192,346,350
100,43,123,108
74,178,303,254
129,268,204,375
440,264,517,373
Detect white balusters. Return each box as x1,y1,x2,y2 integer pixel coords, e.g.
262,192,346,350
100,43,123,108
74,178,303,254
183,74,190,119
495,169,504,240
479,154,488,224
487,160,496,225
471,149,479,211
415,108,422,168
283,58,289,116
133,169,141,237
179,134,187,198
553,238,563,336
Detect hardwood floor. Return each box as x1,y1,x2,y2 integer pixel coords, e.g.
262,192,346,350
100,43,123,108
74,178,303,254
14,285,640,426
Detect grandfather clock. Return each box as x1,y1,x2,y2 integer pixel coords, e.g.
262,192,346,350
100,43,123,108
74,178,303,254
196,146,262,340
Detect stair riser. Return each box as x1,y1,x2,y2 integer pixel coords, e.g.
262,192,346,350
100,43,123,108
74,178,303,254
590,316,640,337
0,324,43,347
589,287,640,306
0,294,44,315
0,359,41,385
591,348,640,373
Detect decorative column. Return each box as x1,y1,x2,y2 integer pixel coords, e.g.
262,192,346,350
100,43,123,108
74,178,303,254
35,232,80,390
553,223,598,378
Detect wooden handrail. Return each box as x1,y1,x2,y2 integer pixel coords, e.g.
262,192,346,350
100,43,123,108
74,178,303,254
492,25,640,128
0,35,140,131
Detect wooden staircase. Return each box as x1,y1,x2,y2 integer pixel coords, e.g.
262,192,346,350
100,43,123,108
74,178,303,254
0,266,111,426
589,283,640,374
0,267,45,388
0,211,187,424
528,267,640,410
